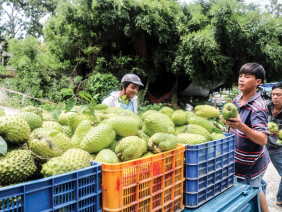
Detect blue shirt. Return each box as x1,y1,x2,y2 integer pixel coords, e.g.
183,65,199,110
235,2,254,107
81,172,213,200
120,99,134,113
229,92,270,180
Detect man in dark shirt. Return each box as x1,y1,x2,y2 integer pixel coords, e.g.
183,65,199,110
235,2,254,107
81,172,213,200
224,63,270,212
266,82,282,207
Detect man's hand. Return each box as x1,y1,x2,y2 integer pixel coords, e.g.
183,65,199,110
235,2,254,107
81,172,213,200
223,114,244,131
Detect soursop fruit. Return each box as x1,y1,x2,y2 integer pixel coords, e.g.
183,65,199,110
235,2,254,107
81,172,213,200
115,136,147,161
18,112,43,131
141,110,174,127
185,124,211,141
95,149,119,164
21,105,46,117
159,107,174,118
175,125,188,134
279,130,282,139
187,115,214,133
0,107,5,116
105,116,139,137
222,103,238,121
67,113,96,132
58,112,76,126
177,133,207,145
142,112,175,136
195,105,220,119
70,120,93,148
0,149,37,186
28,128,71,158
0,115,30,144
62,125,73,138
108,140,119,152
41,148,91,177
211,132,226,140
148,133,178,153
81,123,116,153
171,110,187,126
141,151,155,158
268,122,279,133
137,130,150,142
42,121,63,132
41,112,55,121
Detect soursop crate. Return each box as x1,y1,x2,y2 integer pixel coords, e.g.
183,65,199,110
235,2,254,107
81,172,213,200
184,133,235,208
0,161,102,212
101,144,185,212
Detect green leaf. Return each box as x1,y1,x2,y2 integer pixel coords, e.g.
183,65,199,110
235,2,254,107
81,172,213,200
79,105,89,113
52,108,62,121
65,98,77,112
121,95,127,101
49,131,60,137
0,136,8,156
79,91,93,103
124,100,129,104
61,88,74,98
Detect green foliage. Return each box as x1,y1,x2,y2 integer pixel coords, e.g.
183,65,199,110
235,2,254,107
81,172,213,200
0,36,73,103
82,72,119,103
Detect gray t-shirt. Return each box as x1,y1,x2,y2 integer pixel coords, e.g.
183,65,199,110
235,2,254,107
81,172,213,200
266,101,282,152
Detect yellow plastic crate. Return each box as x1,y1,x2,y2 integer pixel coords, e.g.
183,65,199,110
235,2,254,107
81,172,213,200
101,144,185,212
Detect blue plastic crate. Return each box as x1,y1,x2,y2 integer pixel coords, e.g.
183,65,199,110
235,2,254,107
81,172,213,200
0,161,102,212
184,134,235,208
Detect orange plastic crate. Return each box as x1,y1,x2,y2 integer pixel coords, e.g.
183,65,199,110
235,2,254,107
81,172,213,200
101,144,185,212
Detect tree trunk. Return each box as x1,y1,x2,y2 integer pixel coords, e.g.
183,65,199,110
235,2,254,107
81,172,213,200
171,76,178,108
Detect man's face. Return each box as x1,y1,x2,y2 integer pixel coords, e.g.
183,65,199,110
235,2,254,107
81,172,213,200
125,83,139,99
238,73,261,92
271,88,282,106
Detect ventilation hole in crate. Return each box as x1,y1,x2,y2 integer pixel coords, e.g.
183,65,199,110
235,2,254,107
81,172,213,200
123,186,137,206
139,181,151,199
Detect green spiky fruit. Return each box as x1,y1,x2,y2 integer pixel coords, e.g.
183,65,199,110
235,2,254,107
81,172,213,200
108,140,119,152
105,116,139,137
222,103,238,121
0,107,5,116
115,136,147,161
177,133,207,145
175,125,188,134
137,130,150,142
67,114,96,132
62,125,73,137
58,112,76,126
195,105,220,119
18,112,43,131
142,151,155,158
268,122,279,133
0,115,30,144
81,123,116,153
28,128,71,158
211,132,226,140
187,115,214,133
21,106,46,117
95,149,119,164
171,110,187,126
0,149,37,185
148,133,178,153
185,124,211,141
41,112,55,121
70,120,93,148
279,130,282,139
142,112,175,136
159,107,174,118
42,121,63,132
41,148,91,177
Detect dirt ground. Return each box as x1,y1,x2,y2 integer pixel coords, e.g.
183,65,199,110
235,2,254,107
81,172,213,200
0,104,281,211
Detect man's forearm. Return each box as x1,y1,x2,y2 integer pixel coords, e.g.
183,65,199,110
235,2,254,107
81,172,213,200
239,124,267,146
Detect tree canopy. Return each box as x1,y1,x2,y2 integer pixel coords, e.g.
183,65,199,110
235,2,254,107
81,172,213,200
0,0,281,105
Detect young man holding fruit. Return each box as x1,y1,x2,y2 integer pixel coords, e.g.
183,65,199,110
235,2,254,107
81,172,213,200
265,82,282,207
223,63,270,212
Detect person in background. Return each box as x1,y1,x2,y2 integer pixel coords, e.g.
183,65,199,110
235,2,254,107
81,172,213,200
224,63,270,212
102,73,143,114
266,82,282,207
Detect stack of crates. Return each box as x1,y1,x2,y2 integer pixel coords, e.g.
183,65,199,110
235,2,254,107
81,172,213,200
0,161,102,212
184,134,236,208
101,144,185,212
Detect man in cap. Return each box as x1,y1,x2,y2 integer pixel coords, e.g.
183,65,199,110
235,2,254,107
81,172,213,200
102,73,144,113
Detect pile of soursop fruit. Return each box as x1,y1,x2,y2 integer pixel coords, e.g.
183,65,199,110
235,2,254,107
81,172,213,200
0,104,226,187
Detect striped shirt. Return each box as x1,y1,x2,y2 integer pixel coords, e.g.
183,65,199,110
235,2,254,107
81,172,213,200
229,92,270,180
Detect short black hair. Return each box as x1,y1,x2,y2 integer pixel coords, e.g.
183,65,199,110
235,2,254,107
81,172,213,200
120,81,131,91
239,63,265,83
272,82,282,90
